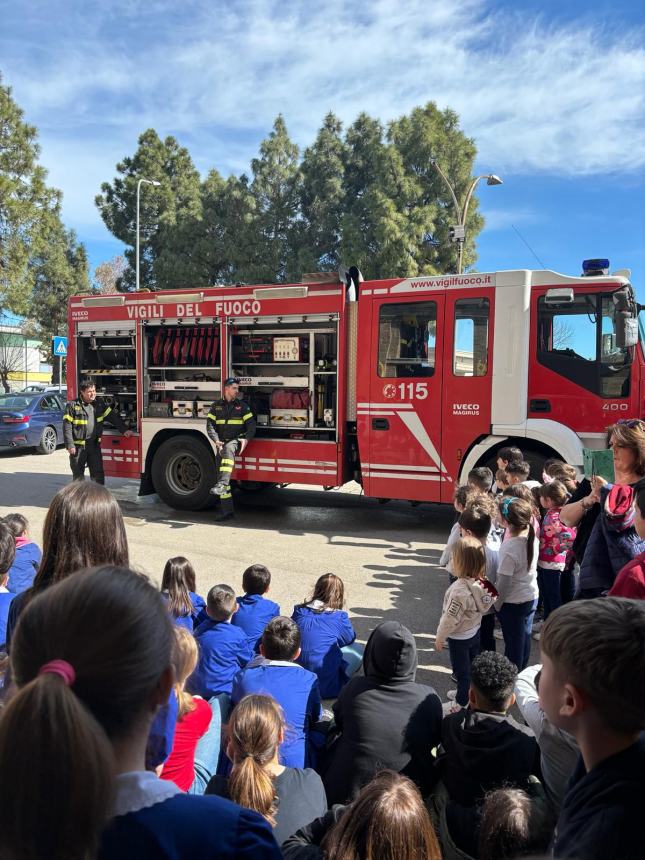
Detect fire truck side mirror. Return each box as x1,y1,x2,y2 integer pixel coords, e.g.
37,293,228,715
339,264,363,301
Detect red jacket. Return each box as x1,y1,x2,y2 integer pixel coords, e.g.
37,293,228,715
608,551,645,599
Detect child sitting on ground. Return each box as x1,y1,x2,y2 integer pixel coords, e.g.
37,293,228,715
160,627,215,793
189,585,253,701
435,537,497,712
477,787,554,860
2,513,41,595
0,523,16,650
232,564,280,652
161,556,206,631
468,467,494,495
540,598,645,859
231,617,323,768
292,573,362,698
439,652,541,855
206,694,327,846
440,486,478,576
536,481,576,630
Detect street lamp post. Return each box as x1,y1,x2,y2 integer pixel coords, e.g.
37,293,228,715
136,178,161,291
429,161,503,274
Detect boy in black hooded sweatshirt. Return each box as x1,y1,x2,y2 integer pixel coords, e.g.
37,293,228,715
540,597,645,860
321,620,442,805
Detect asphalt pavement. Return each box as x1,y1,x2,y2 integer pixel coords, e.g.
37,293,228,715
0,446,540,701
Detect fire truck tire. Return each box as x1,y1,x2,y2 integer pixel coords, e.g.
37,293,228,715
151,436,216,511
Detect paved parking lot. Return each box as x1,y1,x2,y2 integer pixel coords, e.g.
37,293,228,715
0,447,539,700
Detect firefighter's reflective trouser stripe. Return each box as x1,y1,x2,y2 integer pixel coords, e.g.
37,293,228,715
70,439,105,484
216,439,239,513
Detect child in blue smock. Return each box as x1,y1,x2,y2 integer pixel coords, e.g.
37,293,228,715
0,522,16,649
161,556,206,631
232,564,280,651
292,573,361,698
189,584,253,700
232,616,322,768
2,513,41,595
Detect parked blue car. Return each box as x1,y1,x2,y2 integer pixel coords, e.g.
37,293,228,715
0,392,65,454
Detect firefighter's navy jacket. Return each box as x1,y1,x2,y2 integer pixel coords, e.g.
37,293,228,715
63,397,127,448
206,398,256,444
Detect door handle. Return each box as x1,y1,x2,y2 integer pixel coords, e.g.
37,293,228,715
111,439,121,445
372,418,389,430
530,399,551,413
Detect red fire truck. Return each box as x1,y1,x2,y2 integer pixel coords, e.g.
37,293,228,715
66,261,641,510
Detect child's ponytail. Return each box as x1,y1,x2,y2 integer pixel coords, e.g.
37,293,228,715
0,672,113,860
227,694,283,827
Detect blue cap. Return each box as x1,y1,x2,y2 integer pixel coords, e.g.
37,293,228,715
224,377,239,387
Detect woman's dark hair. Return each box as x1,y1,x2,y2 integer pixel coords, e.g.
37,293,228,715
321,770,441,860
499,496,536,569
539,480,570,507
227,694,284,827
305,573,345,611
161,556,196,619
478,788,554,860
2,513,28,538
33,482,128,595
0,565,173,860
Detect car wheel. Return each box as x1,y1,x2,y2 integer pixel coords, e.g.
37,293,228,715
151,436,217,510
36,425,58,455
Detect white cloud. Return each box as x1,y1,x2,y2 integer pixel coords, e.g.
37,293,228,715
2,0,644,235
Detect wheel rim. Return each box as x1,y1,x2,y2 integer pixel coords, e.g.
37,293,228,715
43,427,57,452
165,451,203,496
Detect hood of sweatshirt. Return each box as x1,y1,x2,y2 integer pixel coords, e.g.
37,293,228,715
464,577,498,612
363,621,417,684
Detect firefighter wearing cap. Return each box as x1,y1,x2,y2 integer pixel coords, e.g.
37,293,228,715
206,377,256,521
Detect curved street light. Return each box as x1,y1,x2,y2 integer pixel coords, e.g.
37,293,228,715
136,178,161,291
429,161,503,274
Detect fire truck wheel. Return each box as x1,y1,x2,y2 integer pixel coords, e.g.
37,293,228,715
152,436,216,511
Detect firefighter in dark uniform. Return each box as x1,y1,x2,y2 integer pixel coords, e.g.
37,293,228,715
63,378,133,484
207,377,256,521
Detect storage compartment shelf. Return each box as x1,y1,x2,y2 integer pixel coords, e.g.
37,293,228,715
148,366,221,371
234,376,309,388
149,381,220,391
81,368,136,375
236,362,310,366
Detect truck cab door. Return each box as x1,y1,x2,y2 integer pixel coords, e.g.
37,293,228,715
361,295,445,502
440,292,494,502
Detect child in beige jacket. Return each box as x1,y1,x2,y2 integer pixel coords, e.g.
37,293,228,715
436,536,498,712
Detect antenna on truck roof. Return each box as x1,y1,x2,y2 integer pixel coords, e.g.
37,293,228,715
512,224,547,269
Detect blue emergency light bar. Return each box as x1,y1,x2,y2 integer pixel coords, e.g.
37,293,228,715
582,258,610,276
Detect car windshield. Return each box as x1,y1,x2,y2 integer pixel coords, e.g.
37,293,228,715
0,395,36,410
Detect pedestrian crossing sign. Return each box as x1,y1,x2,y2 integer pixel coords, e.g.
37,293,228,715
53,336,68,356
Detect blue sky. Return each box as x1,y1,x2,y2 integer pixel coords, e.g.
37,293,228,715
1,0,644,297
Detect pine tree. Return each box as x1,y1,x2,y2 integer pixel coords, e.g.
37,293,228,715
95,129,201,290
0,74,61,314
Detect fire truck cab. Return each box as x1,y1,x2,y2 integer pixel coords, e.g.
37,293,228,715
66,262,641,510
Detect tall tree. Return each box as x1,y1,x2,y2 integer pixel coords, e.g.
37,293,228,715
95,129,202,290
30,219,90,382
0,74,61,314
388,103,483,273
248,115,301,283
297,112,347,275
